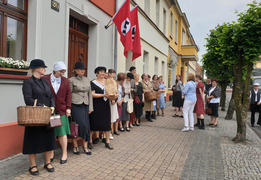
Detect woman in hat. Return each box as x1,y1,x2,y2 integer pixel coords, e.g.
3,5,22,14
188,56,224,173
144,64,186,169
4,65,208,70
89,66,113,150
69,62,93,155
42,61,71,164
22,59,56,175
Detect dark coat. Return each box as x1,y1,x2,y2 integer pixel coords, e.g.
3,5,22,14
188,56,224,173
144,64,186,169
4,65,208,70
22,76,57,154
22,76,55,107
42,74,71,115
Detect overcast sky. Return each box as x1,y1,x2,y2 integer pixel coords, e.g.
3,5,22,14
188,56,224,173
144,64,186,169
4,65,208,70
178,0,255,64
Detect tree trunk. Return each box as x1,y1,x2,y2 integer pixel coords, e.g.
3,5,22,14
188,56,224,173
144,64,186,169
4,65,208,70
225,96,235,120
232,62,253,143
220,81,229,111
225,80,236,120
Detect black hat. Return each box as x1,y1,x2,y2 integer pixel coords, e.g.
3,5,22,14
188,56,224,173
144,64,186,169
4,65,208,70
29,59,47,69
94,66,107,74
74,62,86,69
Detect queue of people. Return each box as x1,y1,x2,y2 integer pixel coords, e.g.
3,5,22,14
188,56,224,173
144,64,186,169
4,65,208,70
22,60,167,176
172,74,221,132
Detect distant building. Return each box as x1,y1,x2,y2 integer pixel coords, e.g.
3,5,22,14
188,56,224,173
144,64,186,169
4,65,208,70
196,63,203,77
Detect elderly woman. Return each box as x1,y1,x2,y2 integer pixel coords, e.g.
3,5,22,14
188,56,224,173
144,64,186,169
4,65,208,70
22,59,56,175
158,76,166,116
193,75,205,130
120,73,136,131
69,62,93,155
133,73,144,125
89,67,113,150
182,73,197,132
116,73,125,132
141,73,154,122
42,62,71,164
207,79,221,127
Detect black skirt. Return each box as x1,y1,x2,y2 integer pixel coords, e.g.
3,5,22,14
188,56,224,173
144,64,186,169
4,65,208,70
134,95,143,119
71,104,90,141
23,126,57,154
210,103,219,117
172,91,184,108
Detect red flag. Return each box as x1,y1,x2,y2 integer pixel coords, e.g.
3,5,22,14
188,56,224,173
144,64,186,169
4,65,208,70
112,0,132,59
130,6,141,61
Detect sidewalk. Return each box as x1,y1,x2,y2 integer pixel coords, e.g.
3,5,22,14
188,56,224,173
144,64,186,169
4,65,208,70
1,103,194,180
1,103,261,180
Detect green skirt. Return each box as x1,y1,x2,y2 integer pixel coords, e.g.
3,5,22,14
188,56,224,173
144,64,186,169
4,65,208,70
54,115,71,137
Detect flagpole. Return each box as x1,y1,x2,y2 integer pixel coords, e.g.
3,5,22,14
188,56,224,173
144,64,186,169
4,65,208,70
105,20,114,29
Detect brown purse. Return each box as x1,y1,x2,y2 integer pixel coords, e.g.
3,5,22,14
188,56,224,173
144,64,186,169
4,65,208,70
205,107,212,115
48,115,62,128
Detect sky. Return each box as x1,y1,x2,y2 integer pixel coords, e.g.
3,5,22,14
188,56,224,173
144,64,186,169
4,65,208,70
178,0,256,65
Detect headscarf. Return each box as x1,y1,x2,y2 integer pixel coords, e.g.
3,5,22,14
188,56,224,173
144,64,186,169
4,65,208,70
53,61,67,72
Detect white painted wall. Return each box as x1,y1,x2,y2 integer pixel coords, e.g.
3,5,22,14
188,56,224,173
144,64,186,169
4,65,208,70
27,0,114,80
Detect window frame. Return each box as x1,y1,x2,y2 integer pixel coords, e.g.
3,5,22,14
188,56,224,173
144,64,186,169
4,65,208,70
0,0,27,60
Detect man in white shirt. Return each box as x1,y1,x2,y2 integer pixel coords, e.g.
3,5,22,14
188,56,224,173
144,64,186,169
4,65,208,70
250,83,261,127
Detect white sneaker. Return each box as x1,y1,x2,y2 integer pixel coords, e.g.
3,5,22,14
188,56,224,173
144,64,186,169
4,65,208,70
190,127,194,131
181,127,189,132
110,134,113,140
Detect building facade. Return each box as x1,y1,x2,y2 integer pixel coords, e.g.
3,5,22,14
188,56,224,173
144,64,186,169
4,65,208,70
166,0,198,100
0,0,115,160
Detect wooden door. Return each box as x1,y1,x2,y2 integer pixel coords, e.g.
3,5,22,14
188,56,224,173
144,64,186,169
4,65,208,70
68,27,88,78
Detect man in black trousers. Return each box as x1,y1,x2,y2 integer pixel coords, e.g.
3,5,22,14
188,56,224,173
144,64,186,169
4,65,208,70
250,83,261,127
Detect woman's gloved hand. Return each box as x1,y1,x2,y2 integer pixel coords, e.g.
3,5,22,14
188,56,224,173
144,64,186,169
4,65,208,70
50,107,55,114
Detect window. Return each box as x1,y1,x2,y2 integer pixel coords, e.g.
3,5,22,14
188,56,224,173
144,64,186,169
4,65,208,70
154,57,158,75
156,0,160,26
144,0,150,16
175,20,178,43
162,61,165,79
170,12,173,38
143,51,149,73
182,28,186,45
0,0,27,60
163,8,166,35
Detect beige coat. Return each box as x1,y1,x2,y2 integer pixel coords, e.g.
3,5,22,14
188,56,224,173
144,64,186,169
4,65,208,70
69,76,93,112
141,80,154,111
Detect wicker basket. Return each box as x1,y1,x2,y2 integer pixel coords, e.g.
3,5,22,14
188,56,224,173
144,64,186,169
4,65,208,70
108,94,116,100
17,100,52,126
156,91,161,99
144,91,157,101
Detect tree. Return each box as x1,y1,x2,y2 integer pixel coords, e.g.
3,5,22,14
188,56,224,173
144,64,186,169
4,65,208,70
202,24,233,111
203,1,261,142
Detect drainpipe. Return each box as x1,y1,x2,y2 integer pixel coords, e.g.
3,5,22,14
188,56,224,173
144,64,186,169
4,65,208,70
114,0,118,72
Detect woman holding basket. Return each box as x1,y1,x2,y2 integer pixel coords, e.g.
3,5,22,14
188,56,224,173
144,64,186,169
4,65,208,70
22,59,56,175
42,61,72,164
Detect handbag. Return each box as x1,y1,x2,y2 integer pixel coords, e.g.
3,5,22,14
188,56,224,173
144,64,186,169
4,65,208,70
134,92,140,104
68,116,79,138
205,107,212,115
127,96,134,113
48,114,62,128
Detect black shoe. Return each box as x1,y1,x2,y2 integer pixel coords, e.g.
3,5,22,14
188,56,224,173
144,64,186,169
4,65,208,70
60,159,67,164
114,131,120,135
93,138,99,144
172,114,179,117
252,124,255,127
126,127,130,132
29,166,39,176
88,142,94,149
148,118,153,122
135,123,140,126
83,147,92,155
73,147,80,155
119,127,125,132
194,119,200,127
105,143,114,150
44,163,54,172
102,138,106,143
50,157,54,162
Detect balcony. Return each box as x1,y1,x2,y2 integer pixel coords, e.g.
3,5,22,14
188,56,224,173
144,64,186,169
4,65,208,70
181,45,199,61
